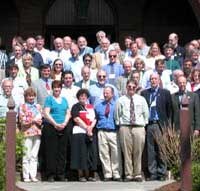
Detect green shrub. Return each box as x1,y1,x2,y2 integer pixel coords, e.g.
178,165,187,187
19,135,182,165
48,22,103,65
155,127,181,180
16,131,26,171
0,141,5,191
192,137,200,162
192,162,200,191
155,127,200,186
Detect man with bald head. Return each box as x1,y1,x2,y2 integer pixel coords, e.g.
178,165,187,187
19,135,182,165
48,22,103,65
77,36,93,57
67,43,84,82
92,37,114,70
74,66,96,89
141,73,172,181
95,30,106,52
0,79,20,117
168,33,185,62
49,37,71,69
171,76,200,135
63,36,72,58
166,69,184,94
26,37,44,69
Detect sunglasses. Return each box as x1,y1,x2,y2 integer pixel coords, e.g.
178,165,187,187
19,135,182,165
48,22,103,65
55,64,62,66
98,75,106,78
109,55,117,58
127,85,136,88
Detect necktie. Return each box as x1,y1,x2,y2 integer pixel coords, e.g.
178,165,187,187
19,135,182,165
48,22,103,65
104,52,107,60
46,80,50,90
105,103,110,118
26,72,31,86
159,79,163,88
57,51,60,57
180,93,189,108
130,97,135,124
150,90,157,119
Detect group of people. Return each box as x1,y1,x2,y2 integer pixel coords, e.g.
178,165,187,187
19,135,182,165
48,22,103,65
0,30,200,183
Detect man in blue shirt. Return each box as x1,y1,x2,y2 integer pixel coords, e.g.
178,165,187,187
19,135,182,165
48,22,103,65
89,69,119,107
102,50,124,85
95,86,121,181
67,44,84,82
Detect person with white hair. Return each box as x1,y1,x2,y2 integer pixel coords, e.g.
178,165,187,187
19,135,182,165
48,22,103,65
116,59,132,96
95,30,106,52
49,37,71,70
77,36,93,57
26,37,44,69
0,79,19,117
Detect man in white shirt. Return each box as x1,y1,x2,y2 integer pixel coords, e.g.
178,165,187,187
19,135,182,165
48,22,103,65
60,70,80,109
142,59,171,89
49,37,71,69
0,79,19,117
115,79,149,182
34,35,51,64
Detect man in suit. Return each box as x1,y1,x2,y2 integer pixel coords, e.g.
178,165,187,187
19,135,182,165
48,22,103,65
115,59,132,96
141,73,172,181
32,64,52,107
171,76,200,136
74,66,96,89
168,33,185,66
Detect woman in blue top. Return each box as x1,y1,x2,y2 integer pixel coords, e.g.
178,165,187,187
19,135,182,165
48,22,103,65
43,80,70,182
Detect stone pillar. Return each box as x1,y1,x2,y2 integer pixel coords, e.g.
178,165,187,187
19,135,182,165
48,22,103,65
5,97,16,191
180,94,192,191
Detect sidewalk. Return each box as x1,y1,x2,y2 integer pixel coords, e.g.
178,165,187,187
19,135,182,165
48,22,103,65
17,180,174,191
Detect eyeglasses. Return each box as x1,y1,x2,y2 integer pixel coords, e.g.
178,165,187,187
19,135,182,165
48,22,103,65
109,55,117,58
127,85,136,89
84,59,92,62
98,75,106,78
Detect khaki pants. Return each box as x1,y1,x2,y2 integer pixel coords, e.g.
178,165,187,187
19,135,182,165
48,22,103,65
98,130,122,179
119,126,145,178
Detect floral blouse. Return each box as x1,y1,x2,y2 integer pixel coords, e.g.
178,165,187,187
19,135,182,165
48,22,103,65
19,102,42,137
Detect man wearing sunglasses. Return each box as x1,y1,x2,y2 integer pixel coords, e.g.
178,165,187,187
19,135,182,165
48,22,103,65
89,69,118,107
102,50,124,86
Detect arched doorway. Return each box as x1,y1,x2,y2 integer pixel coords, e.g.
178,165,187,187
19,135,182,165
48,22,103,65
45,0,118,49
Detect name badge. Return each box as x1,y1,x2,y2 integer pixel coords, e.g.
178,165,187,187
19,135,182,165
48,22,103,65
151,100,156,107
109,74,115,79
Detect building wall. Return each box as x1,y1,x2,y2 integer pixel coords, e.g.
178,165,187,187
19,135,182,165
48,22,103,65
1,0,200,51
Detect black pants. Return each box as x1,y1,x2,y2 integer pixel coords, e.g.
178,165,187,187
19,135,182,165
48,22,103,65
146,123,166,178
42,123,68,178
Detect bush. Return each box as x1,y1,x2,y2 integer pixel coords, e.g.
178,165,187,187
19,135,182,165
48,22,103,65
155,126,200,186
192,162,200,191
192,137,200,162
155,127,181,179
0,141,5,191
